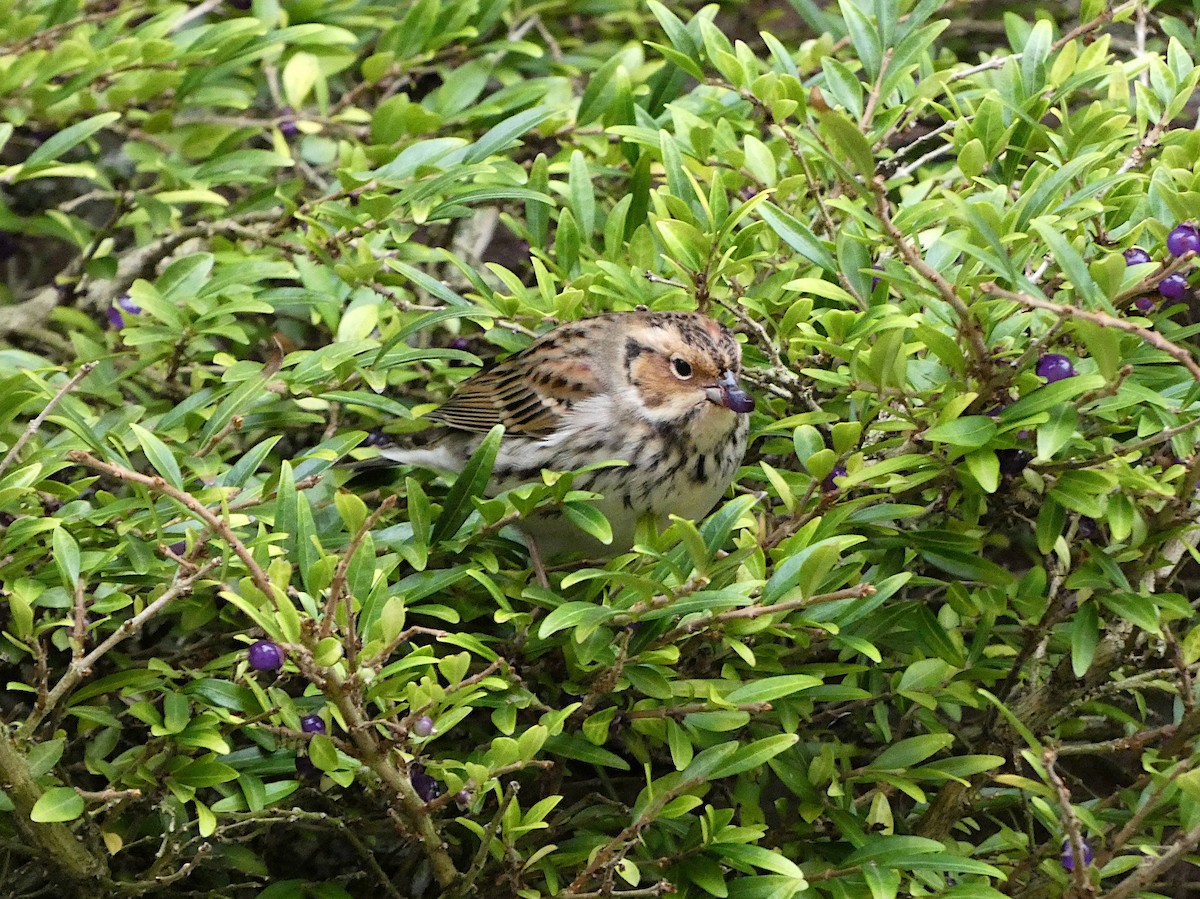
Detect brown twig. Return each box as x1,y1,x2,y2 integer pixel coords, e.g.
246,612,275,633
0,362,97,478
981,283,1200,384
71,577,88,663
19,558,219,739
1045,747,1098,897
875,179,992,374
321,495,397,664
67,451,277,607
660,583,875,643
195,415,244,459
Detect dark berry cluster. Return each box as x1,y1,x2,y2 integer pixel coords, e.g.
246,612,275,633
1124,222,1198,309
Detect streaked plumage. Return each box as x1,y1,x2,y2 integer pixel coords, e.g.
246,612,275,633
378,310,753,556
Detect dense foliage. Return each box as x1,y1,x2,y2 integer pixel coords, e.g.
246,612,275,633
3,0,1200,896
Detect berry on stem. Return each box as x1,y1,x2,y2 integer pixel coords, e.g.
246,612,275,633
412,715,436,737
299,714,326,734
1166,223,1200,258
1122,246,1152,265
248,640,284,671
410,765,440,801
1036,354,1076,382
1159,273,1189,300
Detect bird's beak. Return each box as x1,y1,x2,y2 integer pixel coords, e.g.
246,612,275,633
705,371,754,413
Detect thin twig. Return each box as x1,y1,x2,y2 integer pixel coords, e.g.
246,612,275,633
981,284,1200,384
874,179,992,373
1045,747,1098,897
67,451,278,606
0,362,96,478
660,583,875,644
448,782,519,899
19,559,219,738
321,495,397,662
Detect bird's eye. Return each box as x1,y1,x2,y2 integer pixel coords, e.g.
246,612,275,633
671,357,693,379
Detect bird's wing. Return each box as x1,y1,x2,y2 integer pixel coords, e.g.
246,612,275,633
427,351,600,437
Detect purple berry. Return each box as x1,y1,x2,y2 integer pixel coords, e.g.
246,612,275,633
278,107,299,138
410,765,440,801
1122,246,1152,265
248,640,284,671
412,715,436,737
454,789,472,809
1036,353,1076,383
822,466,847,492
299,713,326,734
1061,837,1094,871
1133,296,1154,312
1159,273,1189,300
1166,223,1200,258
448,337,471,351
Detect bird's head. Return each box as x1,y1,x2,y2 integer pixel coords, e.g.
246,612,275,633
621,311,754,424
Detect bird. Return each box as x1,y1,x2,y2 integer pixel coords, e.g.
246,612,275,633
373,309,755,560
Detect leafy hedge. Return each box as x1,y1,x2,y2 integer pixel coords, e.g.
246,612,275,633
3,0,1200,896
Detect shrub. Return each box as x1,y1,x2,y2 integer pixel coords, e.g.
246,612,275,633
2,1,1200,897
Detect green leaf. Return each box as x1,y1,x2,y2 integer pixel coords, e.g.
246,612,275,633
27,738,66,778
309,734,339,772
431,425,503,543
543,733,630,769
870,734,955,769
562,502,613,545
925,416,996,448
758,202,837,273
1032,220,1104,307
462,106,559,164
999,376,1105,424
709,735,800,778
30,787,84,823
537,602,614,639
52,526,80,588
725,675,822,704
24,112,121,170
130,423,183,488
818,108,875,175
1071,601,1100,676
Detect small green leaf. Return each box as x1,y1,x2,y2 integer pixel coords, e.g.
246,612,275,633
52,526,80,588
925,416,996,448
131,423,183,488
309,734,339,772
870,734,955,770
562,502,613,545
432,425,503,543
709,735,800,778
24,112,120,170
30,787,84,823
